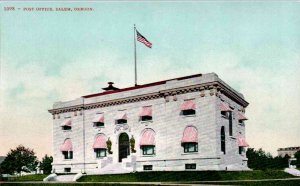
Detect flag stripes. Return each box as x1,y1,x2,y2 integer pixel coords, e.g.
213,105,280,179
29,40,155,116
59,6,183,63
136,30,152,48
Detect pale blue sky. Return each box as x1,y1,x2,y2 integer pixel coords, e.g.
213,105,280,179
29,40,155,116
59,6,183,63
1,1,299,158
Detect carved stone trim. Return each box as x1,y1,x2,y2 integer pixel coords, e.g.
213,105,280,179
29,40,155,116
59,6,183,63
48,81,249,115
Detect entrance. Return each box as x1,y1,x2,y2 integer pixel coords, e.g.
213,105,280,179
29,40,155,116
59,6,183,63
118,133,130,162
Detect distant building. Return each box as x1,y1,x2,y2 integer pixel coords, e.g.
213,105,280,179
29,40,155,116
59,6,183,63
278,147,300,157
49,73,250,174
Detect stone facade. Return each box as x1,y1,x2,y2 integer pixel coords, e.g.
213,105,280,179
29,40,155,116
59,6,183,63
49,73,249,174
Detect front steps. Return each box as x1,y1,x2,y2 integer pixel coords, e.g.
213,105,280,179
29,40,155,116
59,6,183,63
55,174,76,182
96,162,131,175
284,168,300,176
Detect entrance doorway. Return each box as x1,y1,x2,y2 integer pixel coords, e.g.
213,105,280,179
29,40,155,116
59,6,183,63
118,133,130,162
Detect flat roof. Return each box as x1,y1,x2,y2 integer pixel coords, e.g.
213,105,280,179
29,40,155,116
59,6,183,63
82,73,203,98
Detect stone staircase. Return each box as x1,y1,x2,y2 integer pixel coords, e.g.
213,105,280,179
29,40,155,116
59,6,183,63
55,174,76,182
89,154,136,175
284,168,300,176
44,154,137,181
43,173,77,182
97,162,131,175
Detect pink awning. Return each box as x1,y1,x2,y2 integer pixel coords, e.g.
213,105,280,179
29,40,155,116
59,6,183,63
180,100,196,110
181,126,198,143
237,112,248,121
140,129,155,146
117,112,127,120
60,139,73,151
220,102,232,112
61,119,72,127
238,137,249,147
139,107,152,117
93,114,104,123
93,135,107,149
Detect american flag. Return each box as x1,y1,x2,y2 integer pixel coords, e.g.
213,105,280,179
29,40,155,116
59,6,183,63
136,30,152,48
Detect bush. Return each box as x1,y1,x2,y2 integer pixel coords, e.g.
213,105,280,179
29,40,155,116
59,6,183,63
246,148,289,170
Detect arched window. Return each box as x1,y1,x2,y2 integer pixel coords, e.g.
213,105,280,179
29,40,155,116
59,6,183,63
181,126,198,153
140,129,155,155
221,126,226,154
219,102,233,136
60,138,73,159
93,134,107,158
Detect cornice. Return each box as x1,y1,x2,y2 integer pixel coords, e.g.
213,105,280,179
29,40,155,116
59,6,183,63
48,81,249,115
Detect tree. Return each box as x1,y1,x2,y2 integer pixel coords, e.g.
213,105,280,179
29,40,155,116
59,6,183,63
246,148,290,170
39,155,53,174
294,150,300,167
246,148,272,170
0,145,38,174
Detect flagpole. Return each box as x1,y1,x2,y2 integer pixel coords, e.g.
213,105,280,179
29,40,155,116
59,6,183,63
134,24,137,87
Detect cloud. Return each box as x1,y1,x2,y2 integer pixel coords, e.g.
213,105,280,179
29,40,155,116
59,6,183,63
1,50,299,158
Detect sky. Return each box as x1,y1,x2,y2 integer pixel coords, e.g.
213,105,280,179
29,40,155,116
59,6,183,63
0,1,299,159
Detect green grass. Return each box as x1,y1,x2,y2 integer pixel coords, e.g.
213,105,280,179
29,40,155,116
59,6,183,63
5,174,47,181
78,170,295,182
0,180,300,186
197,180,300,185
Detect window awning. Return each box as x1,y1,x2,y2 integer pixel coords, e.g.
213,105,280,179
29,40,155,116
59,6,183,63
237,112,248,121
181,126,198,143
93,114,104,123
61,119,72,127
93,135,107,149
139,107,152,117
238,137,249,147
140,129,155,146
116,112,127,120
220,102,232,112
180,100,196,110
60,139,73,151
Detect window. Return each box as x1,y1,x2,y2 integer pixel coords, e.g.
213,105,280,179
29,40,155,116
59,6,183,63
181,100,196,116
62,126,71,130
142,146,155,155
95,149,107,158
238,120,244,125
183,143,198,153
116,113,127,124
116,119,127,124
141,115,152,122
94,122,104,127
143,165,153,170
228,112,233,136
182,109,196,116
239,147,244,155
62,151,73,159
221,126,226,154
64,168,71,173
185,164,196,170
140,106,153,121
221,111,229,118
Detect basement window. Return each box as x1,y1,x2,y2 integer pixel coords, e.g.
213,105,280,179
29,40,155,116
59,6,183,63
143,165,153,170
185,164,196,170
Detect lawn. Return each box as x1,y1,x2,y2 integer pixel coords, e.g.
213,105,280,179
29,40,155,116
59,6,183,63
1,180,300,186
3,174,47,181
78,170,295,182
0,170,298,185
